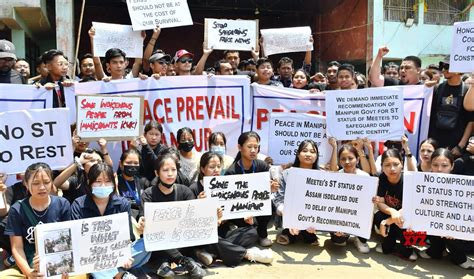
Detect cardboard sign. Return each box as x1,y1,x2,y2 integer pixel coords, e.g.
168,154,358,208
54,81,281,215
143,199,218,251
403,172,474,241
268,112,331,166
92,22,143,58
449,21,474,73
36,213,131,278
204,18,258,51
126,0,193,31
283,168,378,239
203,172,271,220
0,108,73,174
260,26,313,56
76,94,144,141
325,87,404,141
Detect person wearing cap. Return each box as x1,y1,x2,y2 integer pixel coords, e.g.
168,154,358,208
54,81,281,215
0,39,25,84
149,50,171,78
428,55,472,156
427,63,441,83
39,49,74,108
174,49,194,76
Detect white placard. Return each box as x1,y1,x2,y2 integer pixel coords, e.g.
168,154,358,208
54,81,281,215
325,87,404,141
449,21,474,73
402,172,474,241
92,22,143,58
260,26,313,56
0,192,5,209
0,108,73,174
76,94,144,141
0,84,53,111
36,213,131,278
143,199,218,251
204,18,258,51
283,168,378,239
203,172,271,220
126,0,193,31
268,113,331,166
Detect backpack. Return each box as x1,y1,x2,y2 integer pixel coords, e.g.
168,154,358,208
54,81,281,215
435,82,468,130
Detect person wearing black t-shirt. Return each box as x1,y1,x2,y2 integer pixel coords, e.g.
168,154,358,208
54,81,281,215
224,131,279,248
139,153,205,278
133,121,165,182
373,149,417,260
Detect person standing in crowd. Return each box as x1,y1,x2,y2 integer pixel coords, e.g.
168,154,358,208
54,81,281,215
427,64,441,83
225,131,279,247
148,50,171,78
0,39,25,84
176,127,201,183
223,49,259,75
71,163,150,278
208,132,234,171
133,121,165,182
14,58,30,81
77,53,96,82
418,149,474,269
428,56,472,154
0,163,77,278
190,151,273,266
214,60,234,75
254,58,283,87
39,49,74,107
417,138,439,172
28,55,49,84
139,153,206,278
453,134,474,175
274,140,319,245
382,62,399,80
373,149,418,261
291,69,311,90
173,49,194,76
323,61,340,90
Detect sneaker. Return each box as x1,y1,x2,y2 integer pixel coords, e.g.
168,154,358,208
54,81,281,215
408,251,418,261
459,258,474,269
121,271,137,279
156,262,175,278
354,237,370,254
195,249,213,266
375,244,383,253
259,237,273,247
181,257,206,278
333,241,347,247
418,250,431,259
246,247,274,264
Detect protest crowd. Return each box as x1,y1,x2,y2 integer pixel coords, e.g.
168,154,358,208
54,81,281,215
0,4,474,279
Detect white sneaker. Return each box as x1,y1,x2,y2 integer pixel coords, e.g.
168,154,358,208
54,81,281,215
408,251,418,261
459,258,474,269
246,247,274,264
418,250,431,259
195,249,213,266
375,244,383,253
354,237,370,254
259,237,273,247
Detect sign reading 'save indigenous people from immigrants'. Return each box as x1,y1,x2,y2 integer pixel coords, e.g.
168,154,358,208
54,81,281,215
76,94,144,141
203,172,271,220
126,0,193,30
204,18,259,51
260,26,313,56
325,87,404,141
449,21,474,73
35,213,131,278
0,84,53,111
143,199,218,251
0,108,73,175
283,168,378,239
268,112,331,165
92,22,144,58
402,172,474,241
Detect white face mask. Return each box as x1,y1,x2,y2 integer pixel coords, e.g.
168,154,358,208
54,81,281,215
92,184,114,198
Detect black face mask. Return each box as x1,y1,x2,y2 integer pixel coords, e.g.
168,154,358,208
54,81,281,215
179,141,194,152
123,165,139,177
160,181,174,189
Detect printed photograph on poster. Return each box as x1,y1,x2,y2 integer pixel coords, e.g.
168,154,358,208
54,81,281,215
45,252,74,277
43,228,72,254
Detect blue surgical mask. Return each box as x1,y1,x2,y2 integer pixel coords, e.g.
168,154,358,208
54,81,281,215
211,146,225,156
92,185,114,198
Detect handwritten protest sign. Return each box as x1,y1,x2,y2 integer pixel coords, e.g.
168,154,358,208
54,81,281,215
203,172,271,220
449,21,474,73
76,94,144,141
402,172,474,241
92,22,143,58
325,87,404,141
283,168,378,239
204,18,258,51
0,108,73,174
143,199,218,251
260,26,313,56
268,112,331,165
35,213,131,278
126,0,193,31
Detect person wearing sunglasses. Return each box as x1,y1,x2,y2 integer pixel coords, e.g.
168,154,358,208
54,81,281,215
149,50,171,78
173,49,194,76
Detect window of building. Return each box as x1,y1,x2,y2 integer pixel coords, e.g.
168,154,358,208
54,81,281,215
424,0,468,25
384,0,418,23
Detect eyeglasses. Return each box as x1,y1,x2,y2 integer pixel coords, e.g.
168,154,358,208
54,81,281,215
178,57,193,64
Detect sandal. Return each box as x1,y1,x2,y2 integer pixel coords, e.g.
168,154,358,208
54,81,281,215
276,233,290,245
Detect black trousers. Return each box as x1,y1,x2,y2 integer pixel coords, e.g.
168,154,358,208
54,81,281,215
426,236,473,265
373,211,413,258
0,221,12,255
207,226,258,266
281,228,318,244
